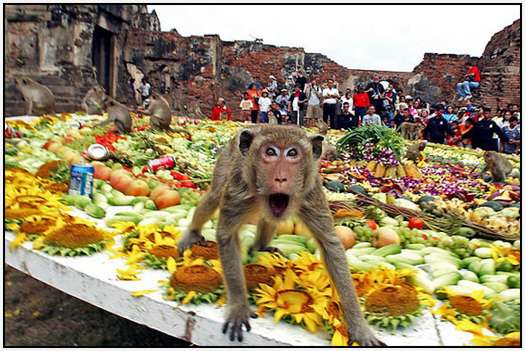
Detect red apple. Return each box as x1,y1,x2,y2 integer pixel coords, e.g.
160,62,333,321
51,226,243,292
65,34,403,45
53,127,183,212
154,190,181,209
150,184,171,201
125,180,150,196
93,163,112,180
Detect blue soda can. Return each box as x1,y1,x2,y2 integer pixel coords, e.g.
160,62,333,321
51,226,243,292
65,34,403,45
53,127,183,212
69,164,95,197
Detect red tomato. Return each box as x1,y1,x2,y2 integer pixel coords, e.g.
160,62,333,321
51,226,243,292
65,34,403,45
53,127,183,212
170,170,190,181
408,217,424,230
367,219,378,230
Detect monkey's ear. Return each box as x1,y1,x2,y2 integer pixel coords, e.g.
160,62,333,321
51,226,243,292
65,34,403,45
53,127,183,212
309,135,324,159
22,78,28,85
239,129,255,156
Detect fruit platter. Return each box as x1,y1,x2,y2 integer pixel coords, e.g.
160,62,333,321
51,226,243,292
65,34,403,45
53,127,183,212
5,113,521,347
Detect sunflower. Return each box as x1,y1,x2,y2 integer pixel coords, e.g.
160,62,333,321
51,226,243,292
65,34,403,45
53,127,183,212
472,332,521,346
37,219,114,256
164,251,224,305
351,268,414,297
244,263,275,290
362,283,423,330
254,269,328,333
19,216,56,235
434,288,491,324
254,252,289,274
190,240,219,259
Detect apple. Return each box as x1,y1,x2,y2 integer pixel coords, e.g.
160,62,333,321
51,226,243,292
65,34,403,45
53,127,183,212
150,184,171,201
114,175,134,193
125,180,151,196
93,163,112,180
154,190,181,209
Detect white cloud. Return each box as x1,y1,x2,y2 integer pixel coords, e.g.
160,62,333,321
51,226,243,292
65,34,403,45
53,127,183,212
149,4,519,72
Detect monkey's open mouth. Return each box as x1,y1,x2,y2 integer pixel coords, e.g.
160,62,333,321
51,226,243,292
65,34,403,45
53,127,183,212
268,193,289,218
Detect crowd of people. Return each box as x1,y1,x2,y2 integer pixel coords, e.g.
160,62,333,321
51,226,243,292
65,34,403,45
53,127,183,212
131,65,520,156
210,64,520,155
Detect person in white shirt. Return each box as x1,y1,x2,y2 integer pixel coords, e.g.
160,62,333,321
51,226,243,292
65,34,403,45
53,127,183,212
258,91,272,123
362,106,383,126
267,75,278,97
322,79,339,128
340,89,354,112
305,79,322,125
138,78,151,106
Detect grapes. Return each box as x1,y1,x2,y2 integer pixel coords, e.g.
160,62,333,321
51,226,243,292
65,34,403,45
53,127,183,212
353,225,375,243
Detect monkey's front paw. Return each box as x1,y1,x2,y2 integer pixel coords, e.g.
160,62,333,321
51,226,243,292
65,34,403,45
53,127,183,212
222,304,257,342
177,230,206,255
347,325,386,346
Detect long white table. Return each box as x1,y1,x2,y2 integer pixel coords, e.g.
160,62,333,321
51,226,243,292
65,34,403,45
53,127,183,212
4,114,477,346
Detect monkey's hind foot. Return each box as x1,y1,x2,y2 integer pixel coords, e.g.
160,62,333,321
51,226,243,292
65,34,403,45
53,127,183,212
222,304,258,342
347,325,386,346
248,246,283,257
177,229,206,255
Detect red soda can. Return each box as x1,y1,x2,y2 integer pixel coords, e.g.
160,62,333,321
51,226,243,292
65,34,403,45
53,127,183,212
148,156,176,173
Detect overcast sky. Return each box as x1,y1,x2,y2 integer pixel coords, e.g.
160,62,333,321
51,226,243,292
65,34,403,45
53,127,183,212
149,5,519,72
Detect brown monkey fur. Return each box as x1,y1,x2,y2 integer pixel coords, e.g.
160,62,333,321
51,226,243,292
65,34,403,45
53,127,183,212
397,122,423,140
316,119,329,135
321,142,338,161
144,92,173,131
405,141,427,162
82,86,106,115
14,77,56,115
177,125,384,346
98,97,133,134
482,151,513,182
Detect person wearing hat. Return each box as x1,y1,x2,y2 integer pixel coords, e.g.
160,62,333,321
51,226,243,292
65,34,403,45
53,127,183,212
423,105,453,144
267,75,278,97
462,106,508,151
258,90,272,123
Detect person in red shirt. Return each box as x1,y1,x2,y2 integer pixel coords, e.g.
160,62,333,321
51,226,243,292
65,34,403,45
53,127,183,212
210,98,232,121
456,61,481,101
352,85,370,120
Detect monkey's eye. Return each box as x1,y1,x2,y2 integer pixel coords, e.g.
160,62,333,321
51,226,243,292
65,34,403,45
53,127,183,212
286,148,298,157
265,147,279,157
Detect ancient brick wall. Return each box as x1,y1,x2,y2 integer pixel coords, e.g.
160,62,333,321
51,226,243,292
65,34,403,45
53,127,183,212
4,4,159,116
477,19,521,109
410,53,475,104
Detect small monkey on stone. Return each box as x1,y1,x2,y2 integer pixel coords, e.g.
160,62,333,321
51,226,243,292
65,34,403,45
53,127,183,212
97,97,133,134
14,77,56,115
397,122,422,140
321,142,338,161
82,86,106,115
481,151,513,182
405,141,427,162
177,125,385,346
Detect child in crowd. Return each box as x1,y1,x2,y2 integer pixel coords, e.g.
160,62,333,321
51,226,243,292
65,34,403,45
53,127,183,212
239,92,253,122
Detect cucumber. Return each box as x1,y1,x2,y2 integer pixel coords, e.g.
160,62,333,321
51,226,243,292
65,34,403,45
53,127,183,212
276,234,307,245
131,196,149,205
479,259,496,276
414,271,435,294
386,252,424,265
459,270,479,283
353,242,372,249
406,243,426,250
372,244,401,257
474,247,493,258
74,196,92,210
346,254,377,272
468,261,482,275
93,193,108,209
462,257,482,266
432,272,462,290
272,242,308,257
306,238,318,253
347,247,377,257
457,280,496,298
422,247,453,256
84,203,106,219
100,183,113,193
480,275,509,284
498,289,520,302
506,276,520,288
482,282,507,293
94,179,106,189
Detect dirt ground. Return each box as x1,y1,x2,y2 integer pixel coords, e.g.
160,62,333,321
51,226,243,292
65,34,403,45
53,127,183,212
4,265,190,347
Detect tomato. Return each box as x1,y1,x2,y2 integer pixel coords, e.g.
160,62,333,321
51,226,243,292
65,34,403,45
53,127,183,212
408,217,424,229
178,180,197,188
367,219,378,230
